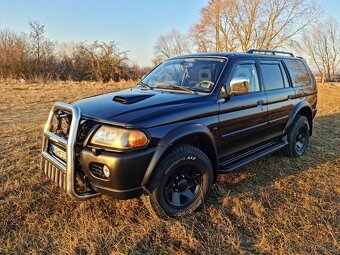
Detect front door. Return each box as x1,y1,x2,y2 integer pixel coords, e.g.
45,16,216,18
218,60,268,158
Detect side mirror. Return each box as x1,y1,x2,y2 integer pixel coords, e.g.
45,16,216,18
229,77,250,96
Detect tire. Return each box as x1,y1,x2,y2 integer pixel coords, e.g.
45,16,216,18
283,115,310,157
143,143,214,218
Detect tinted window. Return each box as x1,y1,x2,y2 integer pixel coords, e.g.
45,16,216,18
260,63,284,90
232,63,260,92
284,59,311,87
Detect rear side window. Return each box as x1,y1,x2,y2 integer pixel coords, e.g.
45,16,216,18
284,59,311,87
260,63,284,90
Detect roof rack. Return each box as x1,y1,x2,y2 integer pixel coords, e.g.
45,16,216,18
247,49,294,57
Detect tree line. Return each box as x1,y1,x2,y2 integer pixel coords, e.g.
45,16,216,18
0,21,151,82
1,0,339,83
153,0,340,81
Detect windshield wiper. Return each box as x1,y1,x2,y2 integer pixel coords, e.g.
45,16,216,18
155,84,197,94
137,81,151,90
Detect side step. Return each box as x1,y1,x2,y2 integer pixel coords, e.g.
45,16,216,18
219,139,288,173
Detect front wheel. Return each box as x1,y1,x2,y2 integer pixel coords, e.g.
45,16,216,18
283,115,310,157
143,144,214,218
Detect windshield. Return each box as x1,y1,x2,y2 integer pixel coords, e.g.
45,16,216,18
141,58,226,93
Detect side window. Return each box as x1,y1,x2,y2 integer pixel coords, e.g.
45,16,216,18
260,63,285,90
284,59,311,87
231,63,260,92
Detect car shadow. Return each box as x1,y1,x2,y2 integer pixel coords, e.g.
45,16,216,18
213,112,340,197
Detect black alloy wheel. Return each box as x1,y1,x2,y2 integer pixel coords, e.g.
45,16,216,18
295,124,308,153
283,115,310,157
164,165,202,208
144,144,214,218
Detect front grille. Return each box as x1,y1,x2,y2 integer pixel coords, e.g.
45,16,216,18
77,119,97,146
41,157,67,190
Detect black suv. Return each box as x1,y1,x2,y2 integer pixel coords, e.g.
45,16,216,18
41,49,317,217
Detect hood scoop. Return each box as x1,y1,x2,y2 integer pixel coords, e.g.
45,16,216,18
113,93,155,104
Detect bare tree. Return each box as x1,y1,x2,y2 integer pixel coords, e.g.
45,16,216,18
28,21,56,79
153,29,192,63
301,17,340,81
29,21,45,63
0,22,144,82
55,42,76,80
0,29,31,79
190,0,238,52
72,41,127,82
190,0,320,52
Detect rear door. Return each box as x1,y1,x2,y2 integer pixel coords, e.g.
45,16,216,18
218,60,268,158
259,59,296,141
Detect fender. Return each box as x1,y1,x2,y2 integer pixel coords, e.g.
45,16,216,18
141,124,218,186
284,100,313,134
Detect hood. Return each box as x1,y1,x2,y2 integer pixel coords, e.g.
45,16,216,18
73,88,217,128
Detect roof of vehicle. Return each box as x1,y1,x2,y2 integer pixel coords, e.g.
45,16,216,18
170,50,304,61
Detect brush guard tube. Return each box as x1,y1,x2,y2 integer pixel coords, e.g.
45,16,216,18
41,101,100,200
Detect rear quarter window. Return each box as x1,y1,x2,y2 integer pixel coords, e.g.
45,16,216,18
284,59,311,87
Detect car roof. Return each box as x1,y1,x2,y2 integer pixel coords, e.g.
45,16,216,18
169,52,304,61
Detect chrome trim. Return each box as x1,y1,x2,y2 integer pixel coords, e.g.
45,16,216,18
44,130,67,147
42,151,66,172
41,157,67,190
41,101,100,200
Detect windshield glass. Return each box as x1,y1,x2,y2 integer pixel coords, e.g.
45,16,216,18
141,58,226,93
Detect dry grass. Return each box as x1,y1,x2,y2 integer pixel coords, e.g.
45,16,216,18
0,81,339,255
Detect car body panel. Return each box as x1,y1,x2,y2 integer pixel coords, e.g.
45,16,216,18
73,88,218,128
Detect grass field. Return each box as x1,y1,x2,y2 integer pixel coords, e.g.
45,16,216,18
0,81,339,255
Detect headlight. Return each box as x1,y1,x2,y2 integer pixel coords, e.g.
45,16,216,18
91,126,149,149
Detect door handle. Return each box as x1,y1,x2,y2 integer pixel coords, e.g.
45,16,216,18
257,100,264,106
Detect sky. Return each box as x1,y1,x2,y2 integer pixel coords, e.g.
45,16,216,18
0,0,339,66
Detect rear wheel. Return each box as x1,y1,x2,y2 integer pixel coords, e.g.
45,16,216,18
283,115,310,157
143,144,213,218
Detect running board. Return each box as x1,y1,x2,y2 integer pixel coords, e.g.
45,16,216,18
218,139,288,173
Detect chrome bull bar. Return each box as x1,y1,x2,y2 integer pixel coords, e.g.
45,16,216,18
41,101,100,200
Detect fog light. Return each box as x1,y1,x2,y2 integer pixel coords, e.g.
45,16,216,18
103,165,110,178
51,114,59,132
60,116,70,135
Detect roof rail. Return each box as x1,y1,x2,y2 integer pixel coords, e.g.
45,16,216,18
247,49,294,57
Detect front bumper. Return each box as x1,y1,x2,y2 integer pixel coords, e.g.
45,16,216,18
41,102,153,200
79,147,155,199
